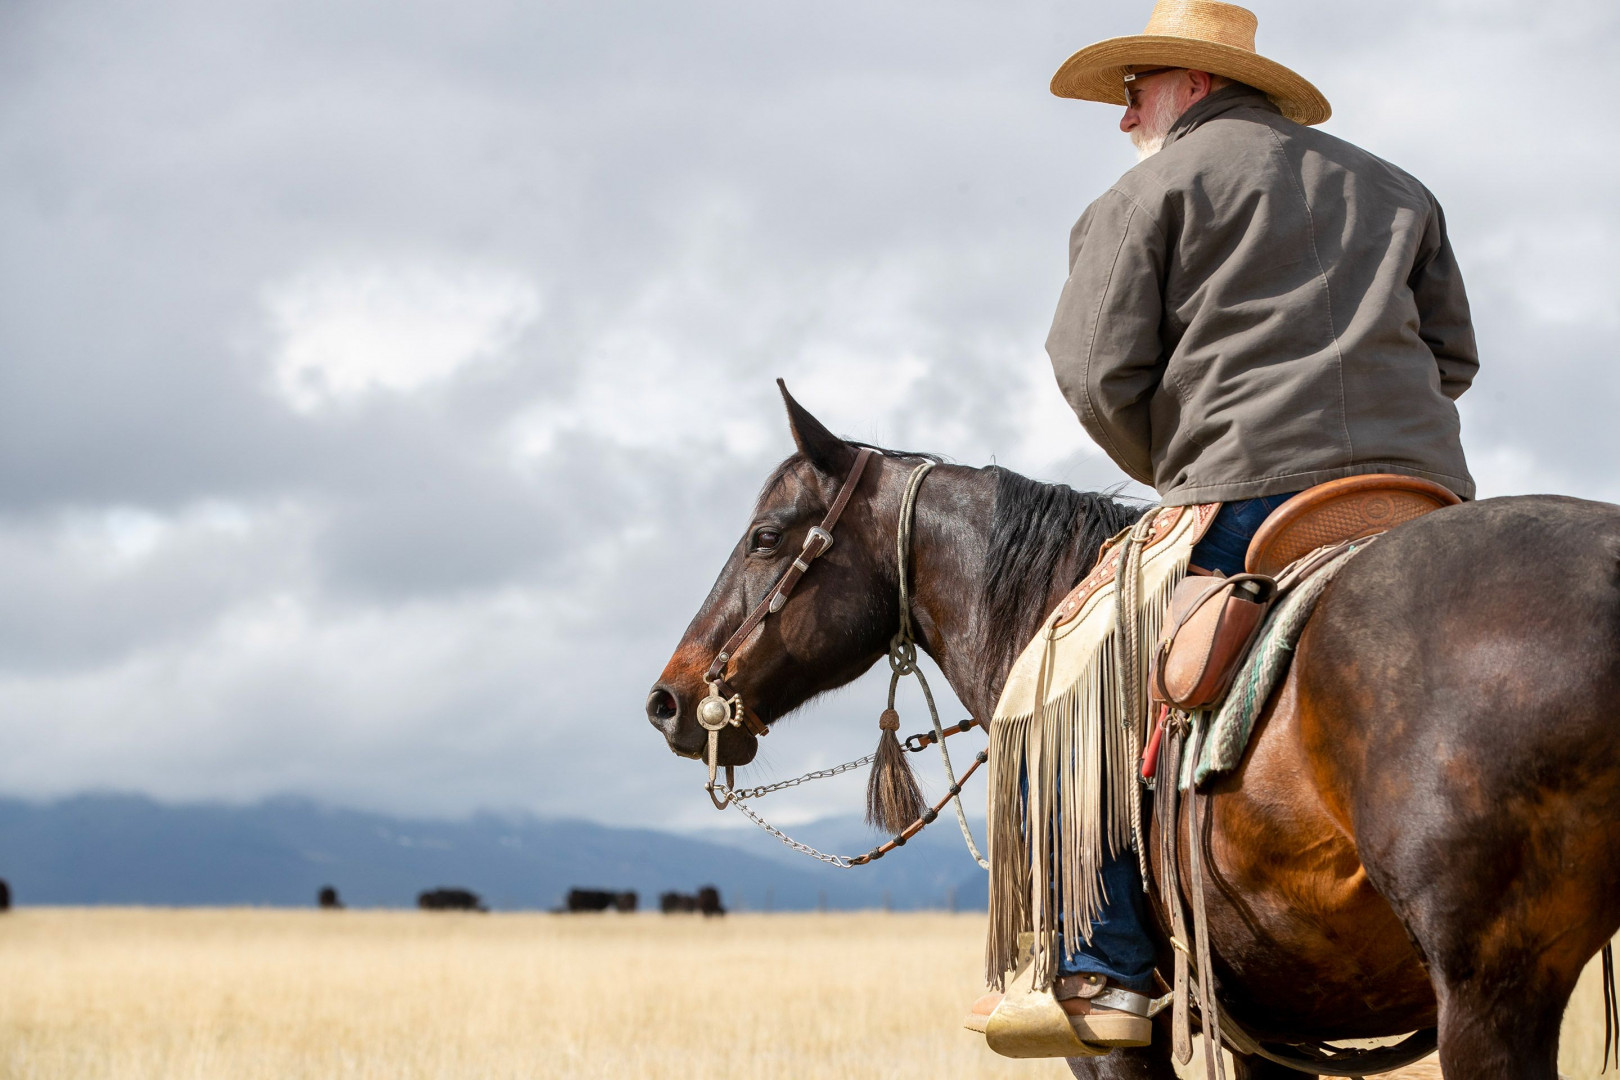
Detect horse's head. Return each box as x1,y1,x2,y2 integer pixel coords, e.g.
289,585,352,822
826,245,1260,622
646,384,904,766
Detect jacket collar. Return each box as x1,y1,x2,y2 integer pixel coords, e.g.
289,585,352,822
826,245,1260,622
1162,84,1281,150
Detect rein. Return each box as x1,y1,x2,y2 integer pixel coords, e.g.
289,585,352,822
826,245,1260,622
697,449,989,869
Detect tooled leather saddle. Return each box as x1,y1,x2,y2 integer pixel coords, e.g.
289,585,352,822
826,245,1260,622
1150,474,1460,710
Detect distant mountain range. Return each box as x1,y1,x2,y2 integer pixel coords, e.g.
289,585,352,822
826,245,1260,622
0,794,990,911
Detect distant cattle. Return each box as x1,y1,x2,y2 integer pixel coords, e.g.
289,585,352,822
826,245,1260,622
0,877,10,912
565,888,637,913
418,887,486,912
659,891,697,913
660,886,725,917
697,885,724,916
317,885,343,909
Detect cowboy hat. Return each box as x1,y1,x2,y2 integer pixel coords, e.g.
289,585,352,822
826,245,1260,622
1050,0,1330,126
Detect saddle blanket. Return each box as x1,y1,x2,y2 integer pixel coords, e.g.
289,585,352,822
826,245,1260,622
1189,543,1359,788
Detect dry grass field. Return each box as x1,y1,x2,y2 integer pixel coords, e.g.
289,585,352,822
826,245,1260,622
0,909,1610,1080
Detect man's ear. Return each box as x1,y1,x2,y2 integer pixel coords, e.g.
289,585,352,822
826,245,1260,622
1188,69,1216,103
778,379,857,476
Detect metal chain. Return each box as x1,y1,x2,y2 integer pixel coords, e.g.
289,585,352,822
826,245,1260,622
724,717,980,804
724,753,877,801
724,740,988,869
727,795,857,868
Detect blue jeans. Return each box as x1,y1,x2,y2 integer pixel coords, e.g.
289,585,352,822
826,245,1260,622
1057,492,1300,992
1187,491,1302,577
1057,853,1158,993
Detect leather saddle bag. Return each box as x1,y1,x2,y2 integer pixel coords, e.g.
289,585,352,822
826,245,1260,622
1151,573,1276,710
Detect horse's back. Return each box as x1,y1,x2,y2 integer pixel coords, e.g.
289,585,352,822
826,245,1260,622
1297,494,1620,1029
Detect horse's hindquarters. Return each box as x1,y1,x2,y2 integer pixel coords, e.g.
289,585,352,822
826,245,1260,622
1293,496,1620,1075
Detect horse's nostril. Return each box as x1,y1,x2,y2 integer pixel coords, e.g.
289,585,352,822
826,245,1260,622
647,686,680,728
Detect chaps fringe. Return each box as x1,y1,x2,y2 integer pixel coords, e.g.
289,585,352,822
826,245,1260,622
985,516,1193,990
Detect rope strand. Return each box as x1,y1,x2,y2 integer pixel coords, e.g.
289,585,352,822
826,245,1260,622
891,460,989,868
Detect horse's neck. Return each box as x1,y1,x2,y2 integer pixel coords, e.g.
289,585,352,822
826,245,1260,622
904,468,1092,723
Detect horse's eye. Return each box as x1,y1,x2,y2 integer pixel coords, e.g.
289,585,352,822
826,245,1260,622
751,528,781,553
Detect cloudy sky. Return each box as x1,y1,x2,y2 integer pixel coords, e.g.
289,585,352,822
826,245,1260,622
0,0,1615,831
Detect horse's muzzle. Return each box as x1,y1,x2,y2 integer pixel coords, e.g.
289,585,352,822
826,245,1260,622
646,683,757,764
646,685,681,735
646,684,700,756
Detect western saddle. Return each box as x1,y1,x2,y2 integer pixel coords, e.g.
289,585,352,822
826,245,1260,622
1152,473,1459,710
1243,473,1460,577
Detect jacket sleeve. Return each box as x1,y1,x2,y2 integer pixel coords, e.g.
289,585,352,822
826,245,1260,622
1045,189,1168,485
1411,196,1478,401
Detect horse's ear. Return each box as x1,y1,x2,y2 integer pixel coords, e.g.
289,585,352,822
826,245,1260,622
778,379,856,475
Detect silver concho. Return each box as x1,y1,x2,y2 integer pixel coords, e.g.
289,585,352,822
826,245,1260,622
697,687,735,730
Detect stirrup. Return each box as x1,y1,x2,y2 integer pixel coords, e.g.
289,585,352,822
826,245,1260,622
963,936,1152,1058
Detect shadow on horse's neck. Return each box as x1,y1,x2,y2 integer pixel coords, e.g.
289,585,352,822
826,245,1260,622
901,463,1145,723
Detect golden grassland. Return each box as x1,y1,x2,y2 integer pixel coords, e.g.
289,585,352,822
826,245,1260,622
0,908,1610,1080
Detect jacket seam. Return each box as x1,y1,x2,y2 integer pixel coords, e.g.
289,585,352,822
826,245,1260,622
1267,124,1355,459
1080,197,1150,479
1105,185,1169,244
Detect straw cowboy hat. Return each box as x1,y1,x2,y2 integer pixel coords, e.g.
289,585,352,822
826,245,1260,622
1051,0,1331,126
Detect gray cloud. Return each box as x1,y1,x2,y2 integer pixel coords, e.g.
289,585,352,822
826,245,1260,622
0,0,1614,827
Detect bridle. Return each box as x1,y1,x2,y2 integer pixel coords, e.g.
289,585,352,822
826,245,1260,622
695,446,989,870
696,447,878,806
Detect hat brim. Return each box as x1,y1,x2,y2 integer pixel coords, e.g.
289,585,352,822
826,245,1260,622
1051,35,1331,126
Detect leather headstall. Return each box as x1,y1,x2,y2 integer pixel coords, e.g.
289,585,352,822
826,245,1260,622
698,447,878,751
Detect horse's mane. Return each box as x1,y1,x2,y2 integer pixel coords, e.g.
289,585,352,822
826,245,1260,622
982,467,1146,676
758,446,1144,677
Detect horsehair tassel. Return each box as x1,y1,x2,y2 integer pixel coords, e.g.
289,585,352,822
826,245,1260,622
866,708,926,834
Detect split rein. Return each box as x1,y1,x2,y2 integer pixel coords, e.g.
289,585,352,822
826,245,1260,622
695,448,990,869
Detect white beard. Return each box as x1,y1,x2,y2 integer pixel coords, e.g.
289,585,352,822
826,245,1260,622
1132,130,1168,161
1130,90,1185,161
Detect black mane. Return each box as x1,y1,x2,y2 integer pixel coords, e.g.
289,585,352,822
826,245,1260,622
982,468,1146,675
757,445,1144,677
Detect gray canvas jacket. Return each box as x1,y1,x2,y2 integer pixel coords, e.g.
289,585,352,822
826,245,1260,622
1046,85,1477,504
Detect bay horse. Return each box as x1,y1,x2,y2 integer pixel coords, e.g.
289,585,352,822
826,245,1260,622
648,387,1620,1080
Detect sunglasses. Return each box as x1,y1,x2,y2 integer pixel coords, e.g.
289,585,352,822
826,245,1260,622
1122,67,1178,109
